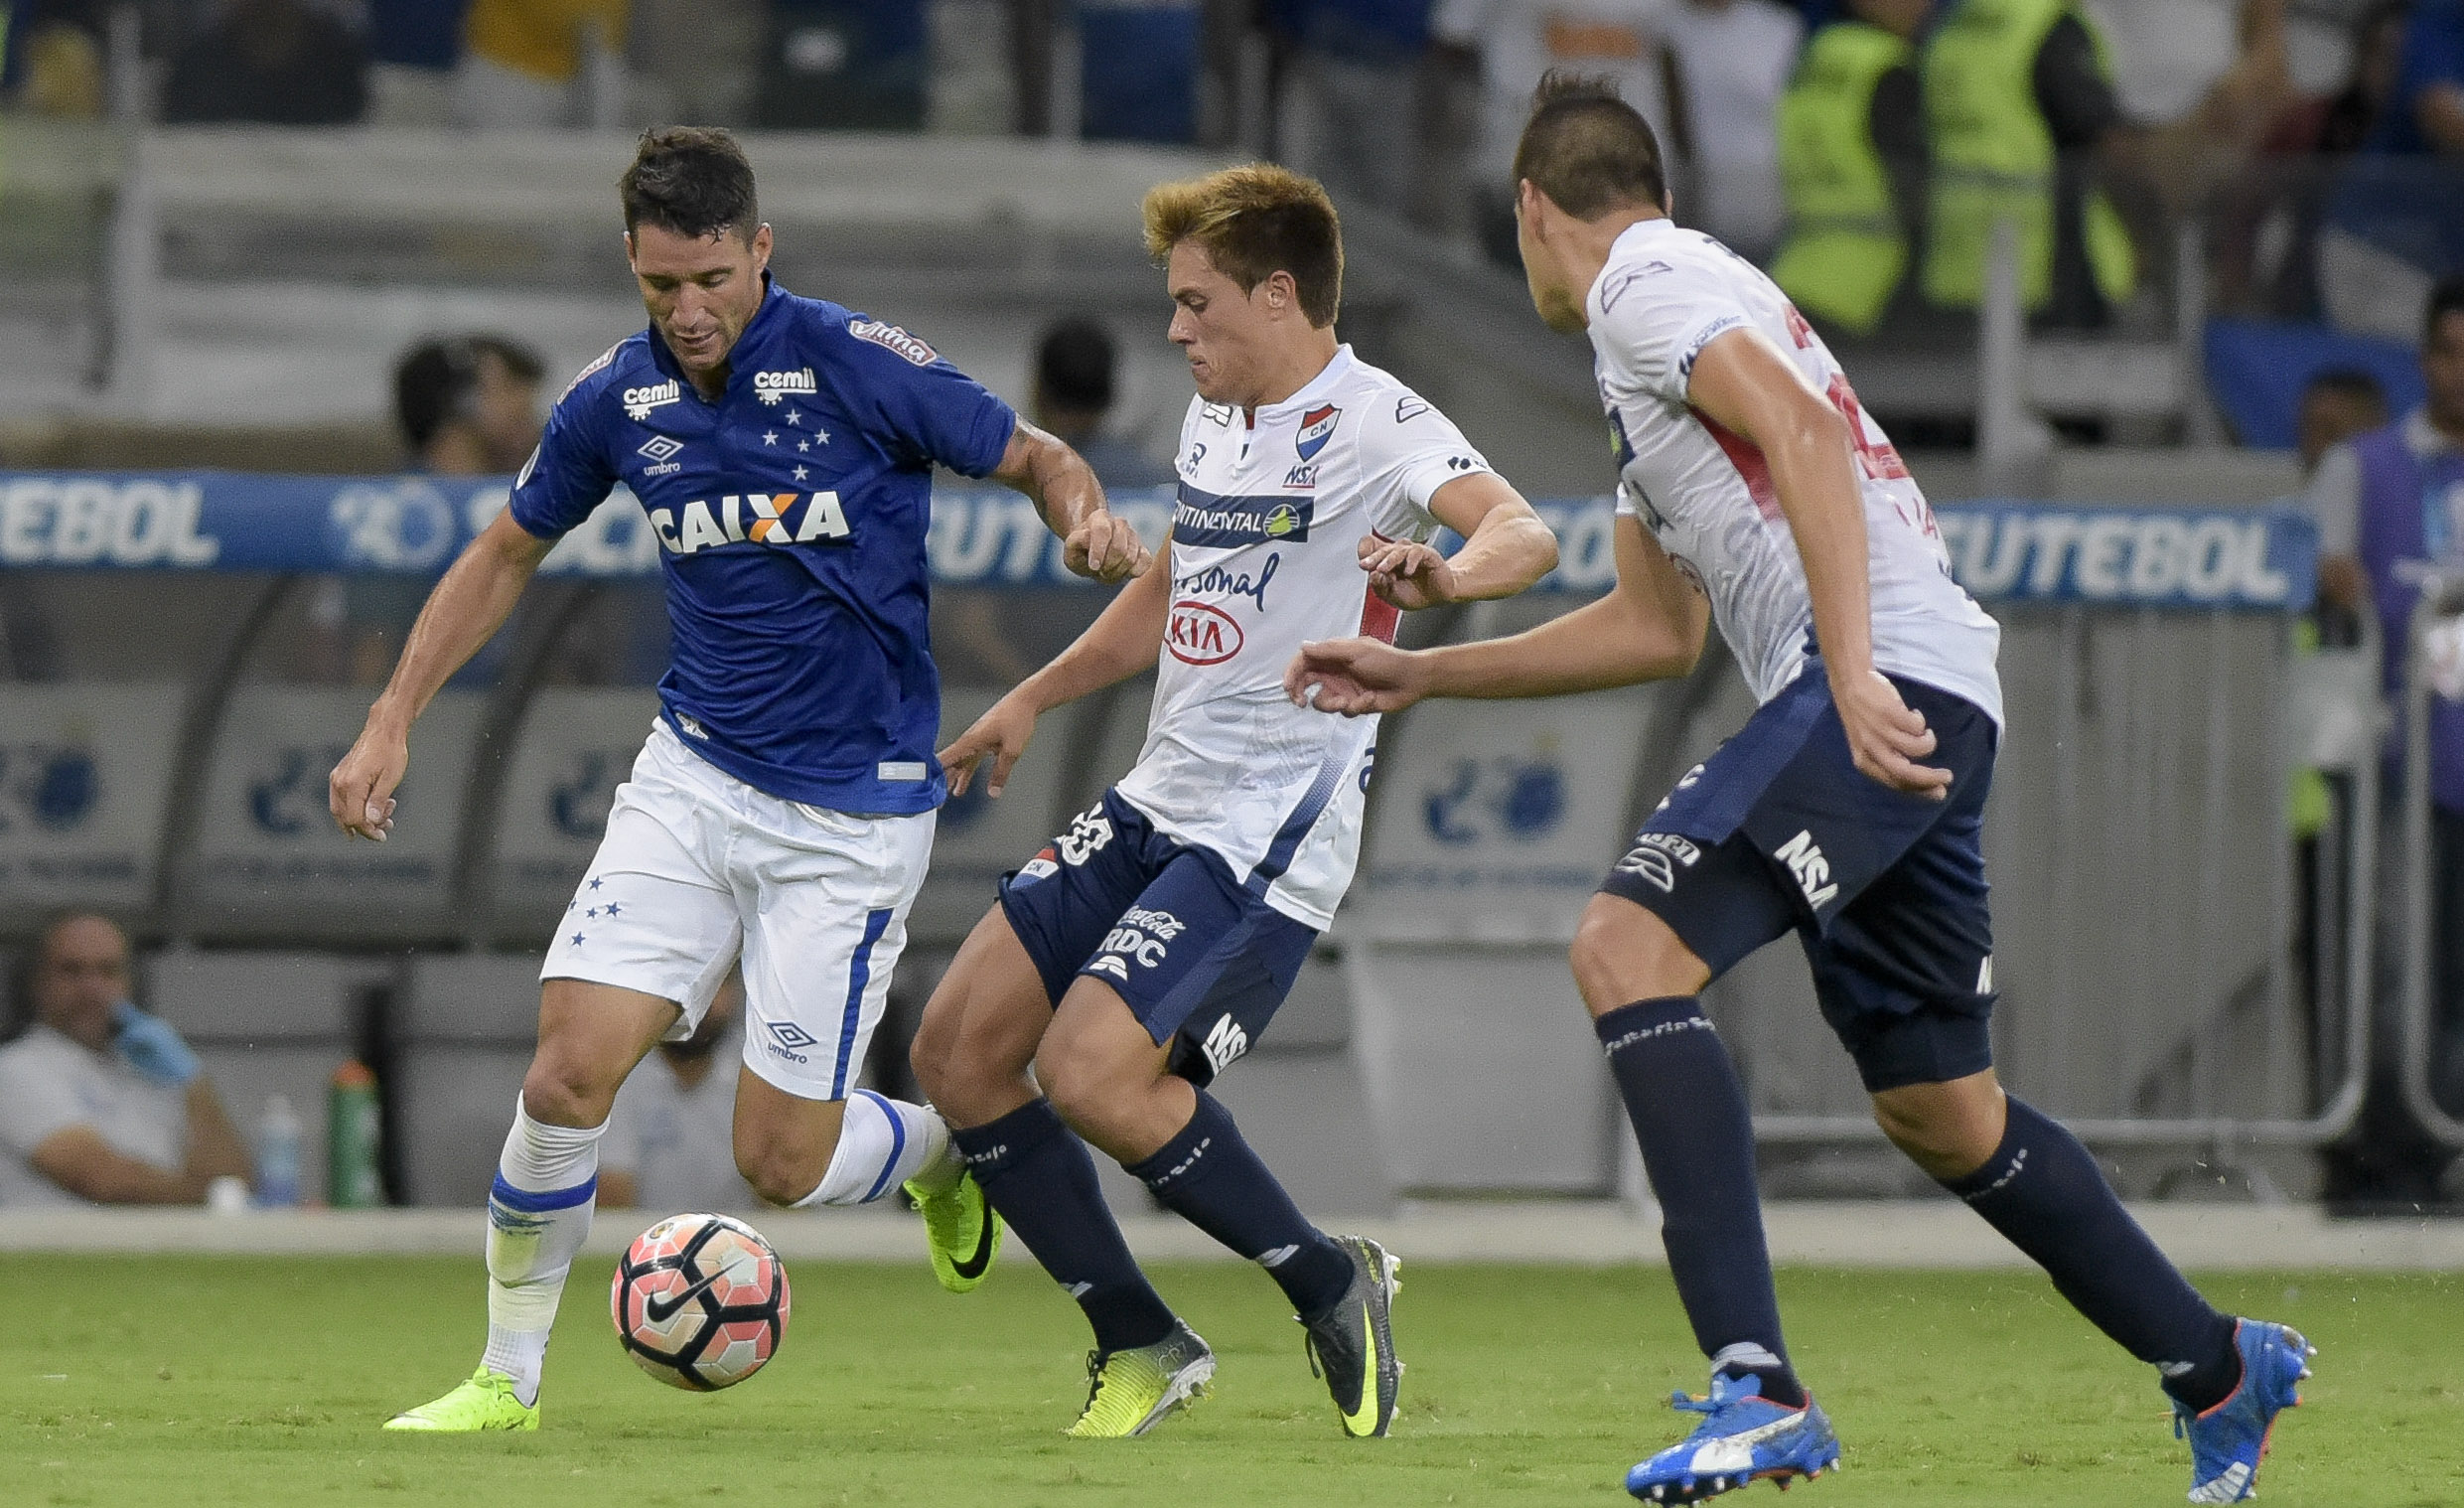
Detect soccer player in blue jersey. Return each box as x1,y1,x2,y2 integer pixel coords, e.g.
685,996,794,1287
1290,76,2311,1504
327,126,1150,1432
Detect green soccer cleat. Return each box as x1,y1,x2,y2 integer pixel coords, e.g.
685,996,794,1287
1300,1235,1403,1437
383,1368,538,1432
908,1166,1002,1293
1065,1320,1217,1438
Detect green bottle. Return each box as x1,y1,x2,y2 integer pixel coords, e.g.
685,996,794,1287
328,1060,383,1208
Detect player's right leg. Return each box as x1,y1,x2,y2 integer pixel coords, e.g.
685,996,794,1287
389,727,743,1432
909,796,1203,1435
385,980,679,1432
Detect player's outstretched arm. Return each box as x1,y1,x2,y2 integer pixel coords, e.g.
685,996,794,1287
328,510,555,840
939,536,1174,798
1685,328,1949,798
1359,473,1558,610
1287,515,1708,715
990,419,1152,583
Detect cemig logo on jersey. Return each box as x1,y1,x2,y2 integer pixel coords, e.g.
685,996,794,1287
1166,600,1243,666
848,319,938,366
648,491,852,555
753,367,817,404
1294,404,1341,462
622,378,682,422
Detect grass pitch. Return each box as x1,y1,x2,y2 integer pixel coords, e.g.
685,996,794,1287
1,1254,2456,1507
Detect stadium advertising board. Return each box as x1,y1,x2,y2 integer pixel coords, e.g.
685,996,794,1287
0,473,2317,606
0,684,182,911
190,686,484,934
485,688,663,930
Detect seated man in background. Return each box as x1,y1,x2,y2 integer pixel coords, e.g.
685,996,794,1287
1030,316,1173,491
393,335,547,477
0,914,250,1207
599,974,759,1212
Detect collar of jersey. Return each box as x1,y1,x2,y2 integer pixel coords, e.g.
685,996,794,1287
1250,344,1358,421
643,273,789,397
1589,217,1679,322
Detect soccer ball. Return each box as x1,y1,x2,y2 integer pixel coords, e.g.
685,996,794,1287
610,1213,792,1390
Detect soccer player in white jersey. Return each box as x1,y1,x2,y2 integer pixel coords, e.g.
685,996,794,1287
325,128,1150,1433
1289,75,2310,1504
908,164,1558,1439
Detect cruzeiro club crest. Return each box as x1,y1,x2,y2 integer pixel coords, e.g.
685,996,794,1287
1295,404,1340,463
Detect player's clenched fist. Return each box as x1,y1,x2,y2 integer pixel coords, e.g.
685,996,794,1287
1284,637,1432,717
1358,535,1459,611
1064,509,1151,584
938,692,1038,799
329,722,407,841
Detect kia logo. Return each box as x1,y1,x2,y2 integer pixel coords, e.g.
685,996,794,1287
1166,600,1243,666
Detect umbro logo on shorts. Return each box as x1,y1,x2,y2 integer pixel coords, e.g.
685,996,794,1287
765,1020,819,1065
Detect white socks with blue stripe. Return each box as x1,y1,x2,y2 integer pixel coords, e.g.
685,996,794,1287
797,1089,957,1206
483,1101,605,1406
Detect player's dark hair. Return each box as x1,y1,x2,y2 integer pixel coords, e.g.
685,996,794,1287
621,126,760,243
393,335,545,453
2428,274,2464,345
2302,366,2387,410
1143,163,1344,328
1514,71,1668,220
1036,317,1117,413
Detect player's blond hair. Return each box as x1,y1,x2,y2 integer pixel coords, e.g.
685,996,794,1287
1142,163,1344,328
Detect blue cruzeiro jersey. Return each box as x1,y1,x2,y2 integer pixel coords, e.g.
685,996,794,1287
509,278,1017,814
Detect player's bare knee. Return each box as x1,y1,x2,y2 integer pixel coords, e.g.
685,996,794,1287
1570,895,1706,1013
734,1128,834,1207
519,1052,616,1129
1871,1079,2004,1182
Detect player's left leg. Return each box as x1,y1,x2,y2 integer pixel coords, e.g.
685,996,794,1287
1822,810,2309,1503
1037,852,1401,1438
723,803,965,1219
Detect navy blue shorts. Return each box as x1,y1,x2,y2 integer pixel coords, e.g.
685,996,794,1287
1598,670,2001,1094
997,789,1317,1087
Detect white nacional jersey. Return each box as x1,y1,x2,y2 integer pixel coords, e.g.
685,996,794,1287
1589,219,2003,723
1114,346,1493,928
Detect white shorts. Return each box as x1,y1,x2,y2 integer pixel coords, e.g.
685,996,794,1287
541,722,935,1102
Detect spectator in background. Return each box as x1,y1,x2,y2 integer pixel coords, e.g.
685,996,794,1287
453,0,628,127
1434,0,1677,267
2323,1,2464,337
2305,276,2464,1208
1271,1,1436,218
392,335,546,476
2300,365,2392,478
600,974,759,1212
162,0,368,125
1772,0,1929,336
1660,0,1804,258
3,0,104,119
0,914,251,1207
1030,316,1171,491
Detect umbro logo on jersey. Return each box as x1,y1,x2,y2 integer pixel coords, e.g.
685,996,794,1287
754,367,816,403
637,435,685,476
622,379,682,421
848,319,937,366
648,492,852,555
1295,404,1341,462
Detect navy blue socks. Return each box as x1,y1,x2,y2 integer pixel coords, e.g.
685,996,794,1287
1128,1090,1355,1319
950,1099,1178,1353
1596,997,1805,1409
1942,1097,2242,1412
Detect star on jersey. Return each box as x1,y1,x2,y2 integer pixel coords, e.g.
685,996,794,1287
571,934,585,947
784,410,800,425
793,466,808,481
797,439,809,453
762,431,779,445
588,877,603,891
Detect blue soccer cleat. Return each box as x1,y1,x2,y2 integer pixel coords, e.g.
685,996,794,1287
1625,1372,1842,1503
2175,1318,2313,1503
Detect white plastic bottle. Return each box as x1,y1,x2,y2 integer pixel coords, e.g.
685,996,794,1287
254,1094,303,1208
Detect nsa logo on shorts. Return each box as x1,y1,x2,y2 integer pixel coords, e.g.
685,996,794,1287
1201,1014,1249,1075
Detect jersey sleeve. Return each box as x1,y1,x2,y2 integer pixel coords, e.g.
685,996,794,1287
840,319,1019,478
0,1045,87,1157
1352,389,1495,538
1591,253,1756,407
507,363,621,540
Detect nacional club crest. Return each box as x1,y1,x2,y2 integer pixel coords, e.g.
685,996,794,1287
1295,404,1340,462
